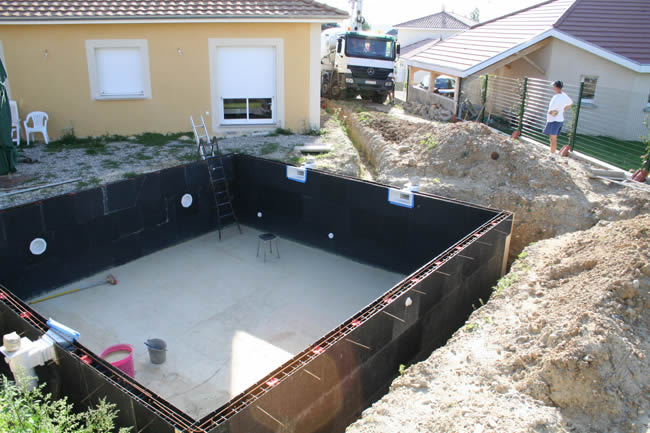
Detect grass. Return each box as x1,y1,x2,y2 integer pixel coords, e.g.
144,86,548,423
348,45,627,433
420,133,437,150
273,127,294,136
305,128,326,137
133,151,153,161
135,131,193,147
101,159,121,169
260,142,280,155
286,155,306,165
178,151,197,162
123,172,138,179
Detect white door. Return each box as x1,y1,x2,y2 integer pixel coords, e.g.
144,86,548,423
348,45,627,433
217,47,276,125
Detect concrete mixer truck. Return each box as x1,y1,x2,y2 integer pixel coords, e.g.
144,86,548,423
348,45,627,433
320,0,399,103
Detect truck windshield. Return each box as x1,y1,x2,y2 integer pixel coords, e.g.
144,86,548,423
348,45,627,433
346,36,394,60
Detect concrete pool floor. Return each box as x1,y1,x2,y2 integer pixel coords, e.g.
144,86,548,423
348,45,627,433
33,226,404,418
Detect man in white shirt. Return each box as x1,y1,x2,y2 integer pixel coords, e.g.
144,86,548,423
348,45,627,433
543,80,573,158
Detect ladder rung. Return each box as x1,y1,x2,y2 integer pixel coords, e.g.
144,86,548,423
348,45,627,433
212,177,226,182
217,202,231,207
220,212,234,218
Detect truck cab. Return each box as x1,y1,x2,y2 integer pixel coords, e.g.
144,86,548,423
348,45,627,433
321,30,399,103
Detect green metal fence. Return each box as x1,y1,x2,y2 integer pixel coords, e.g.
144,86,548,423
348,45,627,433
460,74,649,171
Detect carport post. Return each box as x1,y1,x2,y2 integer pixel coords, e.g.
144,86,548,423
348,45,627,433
569,81,584,150
481,75,489,123
517,77,528,134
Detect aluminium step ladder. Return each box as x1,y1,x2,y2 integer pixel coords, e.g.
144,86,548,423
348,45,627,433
206,136,242,240
190,115,214,160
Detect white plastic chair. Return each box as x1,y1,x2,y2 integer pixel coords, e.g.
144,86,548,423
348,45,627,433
24,111,49,145
9,100,20,146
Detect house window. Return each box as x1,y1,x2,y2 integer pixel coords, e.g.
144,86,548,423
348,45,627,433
580,75,598,103
85,40,151,100
216,46,276,125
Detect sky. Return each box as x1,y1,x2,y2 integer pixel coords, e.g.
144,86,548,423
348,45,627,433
320,0,544,30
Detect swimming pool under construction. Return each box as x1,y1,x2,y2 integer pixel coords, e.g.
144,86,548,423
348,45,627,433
0,155,512,433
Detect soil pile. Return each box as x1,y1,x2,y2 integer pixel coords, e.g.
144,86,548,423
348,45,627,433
347,214,650,433
333,103,649,260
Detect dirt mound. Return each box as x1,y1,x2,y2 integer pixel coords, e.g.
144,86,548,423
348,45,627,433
333,103,649,261
347,214,650,433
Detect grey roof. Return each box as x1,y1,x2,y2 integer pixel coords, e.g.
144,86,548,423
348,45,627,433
554,0,650,64
0,0,349,21
400,38,440,59
409,0,574,75
386,28,397,35
394,11,475,29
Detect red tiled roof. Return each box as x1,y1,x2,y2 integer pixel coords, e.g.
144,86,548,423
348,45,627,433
409,0,575,75
0,0,348,21
394,11,475,30
554,0,650,64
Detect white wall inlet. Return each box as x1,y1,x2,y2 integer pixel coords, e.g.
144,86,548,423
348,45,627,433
388,188,414,208
29,238,47,255
286,165,307,183
181,193,193,208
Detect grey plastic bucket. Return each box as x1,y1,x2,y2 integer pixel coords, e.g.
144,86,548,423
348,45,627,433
145,339,167,364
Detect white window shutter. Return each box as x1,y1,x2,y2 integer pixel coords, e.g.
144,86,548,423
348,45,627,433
95,47,144,97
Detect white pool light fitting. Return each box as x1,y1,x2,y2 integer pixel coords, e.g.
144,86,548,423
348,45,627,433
328,232,334,239
181,194,193,208
257,212,263,218
29,238,47,255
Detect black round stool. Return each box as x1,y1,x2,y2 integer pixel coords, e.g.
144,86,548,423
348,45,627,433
257,233,280,262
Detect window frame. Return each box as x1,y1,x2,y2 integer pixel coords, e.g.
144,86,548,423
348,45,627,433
580,75,598,104
208,38,285,132
85,39,152,101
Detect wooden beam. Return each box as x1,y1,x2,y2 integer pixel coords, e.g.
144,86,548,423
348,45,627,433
522,55,545,75
470,38,551,77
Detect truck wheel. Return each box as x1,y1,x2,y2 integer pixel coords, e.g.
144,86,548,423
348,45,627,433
330,84,341,99
372,93,387,104
321,76,330,97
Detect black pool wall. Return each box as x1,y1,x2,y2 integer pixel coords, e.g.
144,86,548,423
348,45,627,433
0,156,234,300
233,155,500,274
194,212,512,433
0,155,513,433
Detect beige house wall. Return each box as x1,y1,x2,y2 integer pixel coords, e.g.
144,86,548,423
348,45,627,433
0,22,312,139
491,38,650,141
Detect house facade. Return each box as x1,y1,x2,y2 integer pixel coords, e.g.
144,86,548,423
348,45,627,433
0,1,347,139
405,0,650,141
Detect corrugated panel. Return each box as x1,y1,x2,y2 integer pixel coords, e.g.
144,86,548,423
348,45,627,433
410,0,575,73
554,0,650,64
0,0,348,20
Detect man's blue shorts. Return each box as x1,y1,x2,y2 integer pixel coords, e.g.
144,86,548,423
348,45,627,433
544,121,563,136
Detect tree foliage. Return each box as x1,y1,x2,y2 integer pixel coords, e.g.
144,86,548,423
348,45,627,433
470,8,480,22
361,19,371,31
0,375,132,433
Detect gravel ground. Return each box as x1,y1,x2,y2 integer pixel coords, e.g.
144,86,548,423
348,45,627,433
0,108,357,209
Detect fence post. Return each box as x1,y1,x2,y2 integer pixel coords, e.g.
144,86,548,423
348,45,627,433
481,75,489,124
569,81,584,150
517,77,528,134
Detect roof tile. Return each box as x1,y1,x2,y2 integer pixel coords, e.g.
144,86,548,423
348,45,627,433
394,10,475,29
554,0,650,64
0,0,348,20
